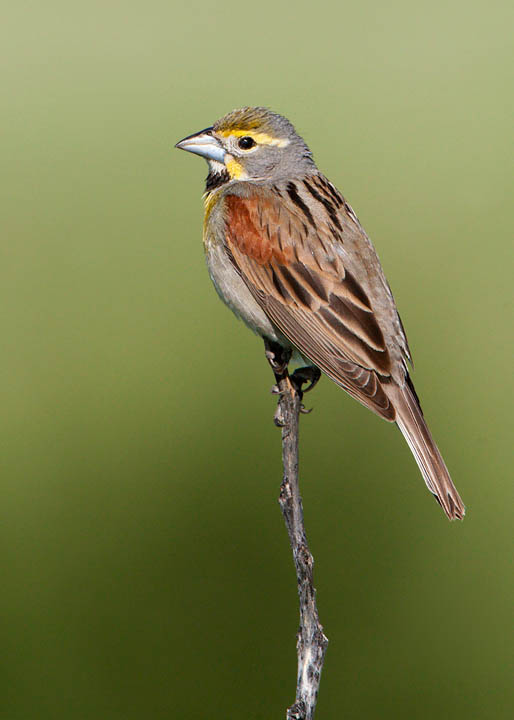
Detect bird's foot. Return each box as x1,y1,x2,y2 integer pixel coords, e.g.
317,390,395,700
290,366,321,413
264,339,292,384
290,366,321,394
264,341,318,422
272,376,312,423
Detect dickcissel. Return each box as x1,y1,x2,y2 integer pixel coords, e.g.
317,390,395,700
176,107,464,520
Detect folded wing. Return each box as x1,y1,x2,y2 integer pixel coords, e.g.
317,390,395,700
224,185,397,419
222,180,465,519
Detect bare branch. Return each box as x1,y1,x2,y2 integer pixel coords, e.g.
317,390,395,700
265,340,328,720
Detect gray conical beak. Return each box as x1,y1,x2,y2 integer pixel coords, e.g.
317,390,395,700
175,127,226,163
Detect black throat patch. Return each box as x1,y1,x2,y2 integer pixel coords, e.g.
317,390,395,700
205,167,230,192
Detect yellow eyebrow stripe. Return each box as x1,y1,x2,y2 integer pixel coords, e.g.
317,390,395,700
218,129,290,148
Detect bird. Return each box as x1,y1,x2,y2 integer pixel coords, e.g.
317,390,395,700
175,106,465,520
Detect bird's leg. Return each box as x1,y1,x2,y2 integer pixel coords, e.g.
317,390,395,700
264,339,295,426
289,366,321,415
264,338,292,388
290,366,321,394
264,340,320,420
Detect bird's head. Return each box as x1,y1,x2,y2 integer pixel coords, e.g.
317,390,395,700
175,107,315,188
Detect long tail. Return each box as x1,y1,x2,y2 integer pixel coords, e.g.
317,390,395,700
387,377,465,520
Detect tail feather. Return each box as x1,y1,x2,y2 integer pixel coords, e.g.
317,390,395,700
387,378,465,520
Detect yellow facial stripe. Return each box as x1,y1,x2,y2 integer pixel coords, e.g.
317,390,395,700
218,129,290,148
203,191,218,220
225,157,247,180
203,188,224,243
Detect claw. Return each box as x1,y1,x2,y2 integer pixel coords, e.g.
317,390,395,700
265,350,287,375
290,366,321,394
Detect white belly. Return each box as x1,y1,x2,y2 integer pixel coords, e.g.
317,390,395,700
205,241,285,343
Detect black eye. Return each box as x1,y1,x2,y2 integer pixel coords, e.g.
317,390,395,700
238,136,256,150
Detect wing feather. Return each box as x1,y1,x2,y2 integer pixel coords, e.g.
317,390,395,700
223,184,404,419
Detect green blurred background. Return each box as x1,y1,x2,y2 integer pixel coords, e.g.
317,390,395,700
2,1,512,718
